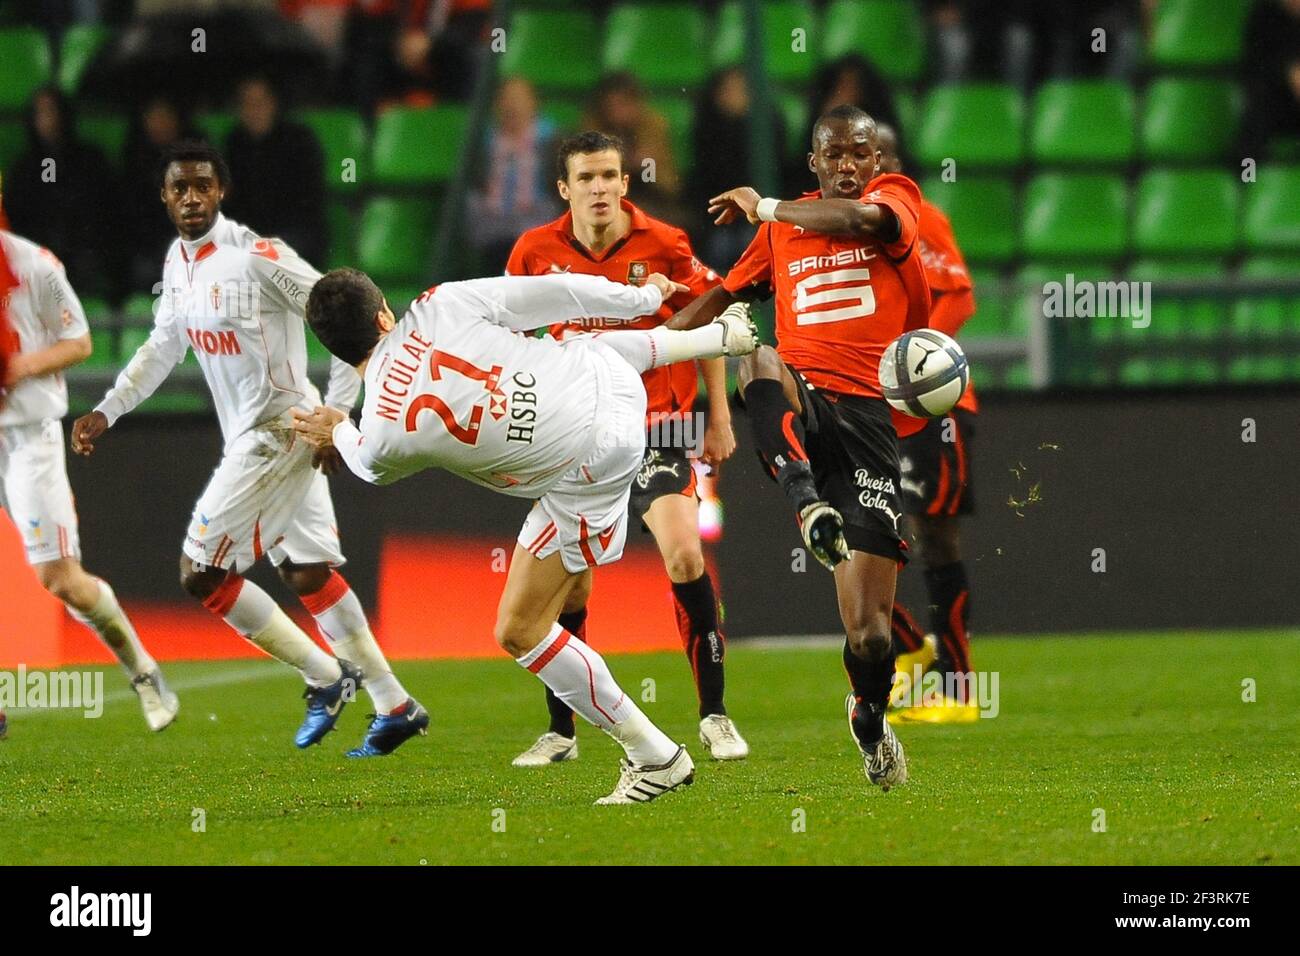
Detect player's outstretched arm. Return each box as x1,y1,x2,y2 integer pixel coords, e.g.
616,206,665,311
709,186,900,242
293,406,390,485
437,273,682,332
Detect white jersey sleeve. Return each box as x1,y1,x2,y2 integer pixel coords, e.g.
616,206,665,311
245,236,362,411
332,418,392,485
432,274,664,333
95,280,188,427
32,251,89,342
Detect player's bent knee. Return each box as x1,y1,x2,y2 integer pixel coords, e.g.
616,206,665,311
277,561,331,596
845,627,891,660
665,547,705,583
179,557,224,601
36,563,76,604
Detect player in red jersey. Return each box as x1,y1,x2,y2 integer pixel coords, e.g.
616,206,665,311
505,132,748,764
874,125,981,723
670,105,934,789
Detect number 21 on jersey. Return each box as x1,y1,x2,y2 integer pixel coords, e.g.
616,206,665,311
405,350,505,446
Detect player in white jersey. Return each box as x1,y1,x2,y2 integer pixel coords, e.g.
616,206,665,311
69,142,426,756
0,174,178,733
293,266,757,803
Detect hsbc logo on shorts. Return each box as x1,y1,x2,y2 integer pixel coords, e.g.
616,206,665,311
787,247,874,277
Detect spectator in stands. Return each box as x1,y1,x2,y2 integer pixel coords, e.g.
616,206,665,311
3,86,120,300
223,75,328,266
686,67,784,271
582,72,681,221
1239,0,1300,161
466,76,561,273
121,95,203,293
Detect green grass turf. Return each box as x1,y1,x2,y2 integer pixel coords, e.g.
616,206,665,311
1,632,1296,865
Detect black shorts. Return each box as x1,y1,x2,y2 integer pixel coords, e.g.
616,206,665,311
790,369,908,563
899,408,976,517
629,442,697,522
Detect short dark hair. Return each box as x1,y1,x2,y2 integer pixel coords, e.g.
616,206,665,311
158,139,231,190
812,104,876,146
556,130,625,181
306,268,386,366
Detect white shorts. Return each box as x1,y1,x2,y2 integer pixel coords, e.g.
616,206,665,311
517,343,646,574
184,419,346,573
0,420,81,565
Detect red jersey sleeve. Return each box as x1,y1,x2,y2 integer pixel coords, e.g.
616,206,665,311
861,174,922,263
504,234,534,277
722,223,775,300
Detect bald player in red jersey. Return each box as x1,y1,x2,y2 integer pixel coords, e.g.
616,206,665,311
671,105,932,790
873,125,981,722
504,131,749,765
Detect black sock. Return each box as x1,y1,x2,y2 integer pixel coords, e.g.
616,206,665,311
924,562,971,675
743,378,819,512
890,601,926,654
672,572,725,718
544,608,588,737
844,639,896,743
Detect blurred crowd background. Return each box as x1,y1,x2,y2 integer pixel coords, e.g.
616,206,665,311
0,0,1297,404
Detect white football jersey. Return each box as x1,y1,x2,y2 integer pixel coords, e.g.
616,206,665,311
0,230,90,428
333,273,662,495
95,214,360,450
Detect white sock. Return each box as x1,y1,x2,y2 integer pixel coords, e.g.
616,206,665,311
516,623,678,766
70,578,156,678
301,571,408,713
203,576,341,686
595,324,725,372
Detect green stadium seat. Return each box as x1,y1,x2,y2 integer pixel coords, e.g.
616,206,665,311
85,328,118,369
137,392,210,415
920,176,1017,265
1140,78,1239,162
650,95,693,172
602,3,708,89
196,112,237,147
1029,80,1136,165
357,197,437,283
327,202,355,270
914,84,1025,169
1227,355,1289,384
57,24,109,95
821,0,925,83
1021,173,1127,259
120,294,159,326
0,118,25,174
1129,258,1229,341
777,89,808,157
712,0,818,84
1242,166,1300,252
894,89,917,142
1001,360,1032,390
1118,357,1157,387
1230,257,1300,339
501,10,601,91
963,269,1008,338
1132,169,1239,256
0,28,52,112
1148,0,1252,68
540,99,584,134
78,114,127,168
1014,264,1120,347
372,106,467,186
299,109,367,194
1180,358,1220,384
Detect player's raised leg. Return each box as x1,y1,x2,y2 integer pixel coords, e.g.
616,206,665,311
499,540,693,805
643,491,747,759
836,552,908,790
737,347,850,569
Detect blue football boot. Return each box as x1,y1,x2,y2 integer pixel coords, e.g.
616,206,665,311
295,661,364,748
346,698,430,757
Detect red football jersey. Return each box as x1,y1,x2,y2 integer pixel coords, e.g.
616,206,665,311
918,198,978,414
723,173,931,436
506,198,720,421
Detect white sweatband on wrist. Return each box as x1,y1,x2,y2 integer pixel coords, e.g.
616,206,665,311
756,197,781,222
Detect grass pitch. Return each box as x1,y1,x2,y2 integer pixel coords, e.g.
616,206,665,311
1,631,1296,865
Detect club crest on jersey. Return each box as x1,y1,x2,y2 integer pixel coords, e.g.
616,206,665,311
627,261,649,286
210,283,222,311
27,519,41,541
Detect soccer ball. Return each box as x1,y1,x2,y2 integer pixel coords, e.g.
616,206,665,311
878,329,970,418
